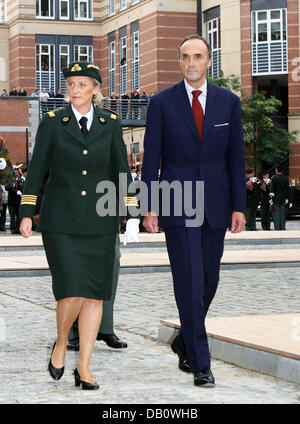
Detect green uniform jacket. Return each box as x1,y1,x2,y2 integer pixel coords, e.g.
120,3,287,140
19,104,137,235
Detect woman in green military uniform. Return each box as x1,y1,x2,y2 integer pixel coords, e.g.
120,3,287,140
19,62,137,390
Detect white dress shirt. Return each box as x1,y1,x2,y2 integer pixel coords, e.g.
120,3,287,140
184,79,207,114
71,104,94,131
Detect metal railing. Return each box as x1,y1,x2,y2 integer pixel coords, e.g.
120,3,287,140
39,97,149,127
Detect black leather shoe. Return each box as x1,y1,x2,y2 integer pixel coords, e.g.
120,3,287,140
48,342,64,381
96,333,128,349
194,368,215,388
67,338,79,351
171,336,191,374
74,368,99,390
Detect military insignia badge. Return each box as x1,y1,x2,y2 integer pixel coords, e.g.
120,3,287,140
99,117,106,124
62,116,70,123
110,113,117,120
71,63,82,72
47,111,56,118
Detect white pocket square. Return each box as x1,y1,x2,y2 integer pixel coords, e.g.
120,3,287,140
214,123,229,127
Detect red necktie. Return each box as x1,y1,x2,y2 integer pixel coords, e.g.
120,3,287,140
192,90,204,140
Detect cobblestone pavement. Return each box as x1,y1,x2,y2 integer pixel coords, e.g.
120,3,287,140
0,264,299,403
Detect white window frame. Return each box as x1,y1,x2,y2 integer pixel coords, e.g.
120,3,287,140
35,43,56,91
108,0,115,16
60,45,70,69
206,16,221,78
252,9,287,43
0,0,7,23
59,0,69,20
131,0,139,5
74,45,93,62
132,31,140,91
36,0,55,19
120,36,127,95
120,0,127,11
74,0,92,21
109,41,116,96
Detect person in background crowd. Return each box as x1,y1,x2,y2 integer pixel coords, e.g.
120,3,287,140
130,166,137,181
0,184,8,230
40,88,49,113
18,87,27,96
270,165,289,230
48,88,56,110
9,87,18,96
31,89,40,97
110,93,118,113
245,169,260,231
5,165,25,234
140,92,149,119
121,92,130,119
1,89,8,97
55,89,64,107
259,171,271,230
130,88,140,119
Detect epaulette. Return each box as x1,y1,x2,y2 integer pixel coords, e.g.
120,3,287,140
47,107,64,118
102,107,118,120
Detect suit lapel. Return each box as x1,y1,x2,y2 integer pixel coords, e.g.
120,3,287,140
86,107,107,146
174,80,200,143
61,104,87,146
202,82,218,142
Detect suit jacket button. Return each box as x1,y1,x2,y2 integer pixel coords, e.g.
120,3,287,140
81,190,87,196
82,170,87,175
83,149,88,155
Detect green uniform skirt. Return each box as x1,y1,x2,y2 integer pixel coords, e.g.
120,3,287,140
42,232,116,301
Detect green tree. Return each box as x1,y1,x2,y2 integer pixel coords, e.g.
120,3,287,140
208,72,298,175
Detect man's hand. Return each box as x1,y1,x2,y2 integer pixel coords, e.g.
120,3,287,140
20,217,33,238
143,211,159,233
231,211,246,234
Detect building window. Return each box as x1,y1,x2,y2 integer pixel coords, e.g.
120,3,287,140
252,8,287,75
0,0,7,23
59,45,69,93
109,41,116,95
131,0,139,4
74,45,93,62
36,44,55,91
206,17,221,78
108,0,115,16
59,0,69,19
36,0,55,18
132,31,140,91
74,0,92,20
120,36,127,95
120,0,127,10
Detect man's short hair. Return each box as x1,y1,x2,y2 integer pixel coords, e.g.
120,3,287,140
276,165,283,173
178,34,211,59
245,169,253,174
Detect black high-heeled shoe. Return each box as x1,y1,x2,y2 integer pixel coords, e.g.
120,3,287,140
48,342,64,381
73,368,99,390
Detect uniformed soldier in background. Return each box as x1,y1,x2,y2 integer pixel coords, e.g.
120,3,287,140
19,62,138,390
259,171,271,230
270,165,289,230
245,169,260,231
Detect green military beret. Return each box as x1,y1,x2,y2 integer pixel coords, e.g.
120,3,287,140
62,61,102,84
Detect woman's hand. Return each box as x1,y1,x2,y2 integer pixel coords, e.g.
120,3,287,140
20,218,33,238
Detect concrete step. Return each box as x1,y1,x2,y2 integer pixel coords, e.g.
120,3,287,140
1,248,300,277
158,314,300,385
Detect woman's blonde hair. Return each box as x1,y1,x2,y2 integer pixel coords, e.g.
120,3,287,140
64,77,104,106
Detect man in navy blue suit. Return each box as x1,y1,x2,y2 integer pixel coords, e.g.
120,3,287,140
142,35,246,387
